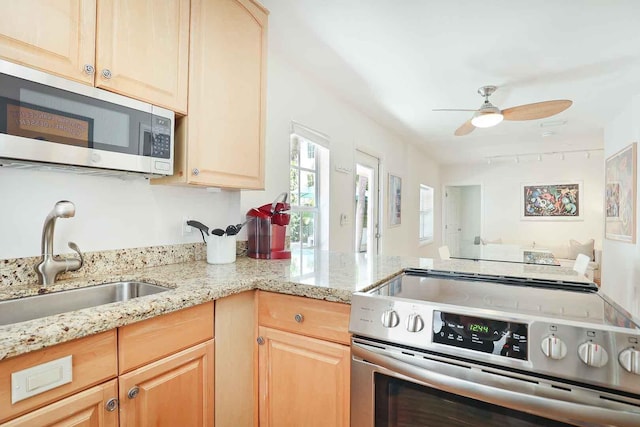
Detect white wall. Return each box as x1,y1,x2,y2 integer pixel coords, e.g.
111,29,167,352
0,168,240,259
459,185,481,246
602,93,640,318
0,31,441,262
441,153,604,250
241,48,441,258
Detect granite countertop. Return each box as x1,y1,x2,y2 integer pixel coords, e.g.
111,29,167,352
0,251,591,360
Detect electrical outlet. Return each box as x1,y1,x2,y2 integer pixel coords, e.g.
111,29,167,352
182,216,192,237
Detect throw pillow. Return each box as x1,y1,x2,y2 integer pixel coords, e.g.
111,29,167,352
569,239,594,261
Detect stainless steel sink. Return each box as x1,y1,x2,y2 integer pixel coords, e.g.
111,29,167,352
0,281,171,326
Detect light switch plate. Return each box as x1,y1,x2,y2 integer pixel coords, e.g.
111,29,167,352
12,355,73,403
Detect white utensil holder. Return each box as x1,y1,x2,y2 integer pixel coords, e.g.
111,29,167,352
207,235,236,264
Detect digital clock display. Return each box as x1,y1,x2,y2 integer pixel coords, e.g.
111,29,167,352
467,323,490,334
432,310,529,360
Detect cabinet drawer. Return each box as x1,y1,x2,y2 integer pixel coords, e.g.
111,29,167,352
118,302,214,374
0,330,117,423
258,291,350,345
2,379,118,427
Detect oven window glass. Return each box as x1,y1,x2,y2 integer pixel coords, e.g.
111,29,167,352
374,373,574,427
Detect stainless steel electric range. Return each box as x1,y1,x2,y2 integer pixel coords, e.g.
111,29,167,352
349,269,640,427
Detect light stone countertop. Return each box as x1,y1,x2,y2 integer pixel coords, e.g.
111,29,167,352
0,251,591,360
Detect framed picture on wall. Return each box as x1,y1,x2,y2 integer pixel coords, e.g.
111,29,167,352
605,142,637,243
521,182,583,220
388,173,402,227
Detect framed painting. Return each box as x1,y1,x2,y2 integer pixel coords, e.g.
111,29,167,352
521,182,583,220
605,143,637,243
388,173,402,227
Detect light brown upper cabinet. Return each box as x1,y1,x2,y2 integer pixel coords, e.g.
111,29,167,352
0,0,97,85
154,0,268,189
0,0,189,114
96,0,189,114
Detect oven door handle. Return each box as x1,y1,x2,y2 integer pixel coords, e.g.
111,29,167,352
352,343,640,427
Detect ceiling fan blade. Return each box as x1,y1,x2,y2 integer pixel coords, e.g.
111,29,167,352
502,100,572,121
454,120,475,136
433,108,477,112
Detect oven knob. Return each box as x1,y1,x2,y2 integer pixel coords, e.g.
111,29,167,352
619,348,640,374
406,313,424,333
578,342,609,368
381,310,400,328
540,335,567,360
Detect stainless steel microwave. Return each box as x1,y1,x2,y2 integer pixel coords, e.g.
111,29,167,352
0,59,174,176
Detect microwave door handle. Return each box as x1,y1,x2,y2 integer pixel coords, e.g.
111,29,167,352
352,343,640,427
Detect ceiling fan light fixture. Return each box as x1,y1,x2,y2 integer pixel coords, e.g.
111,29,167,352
471,111,504,128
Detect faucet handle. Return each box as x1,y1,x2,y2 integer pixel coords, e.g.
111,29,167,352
67,241,84,270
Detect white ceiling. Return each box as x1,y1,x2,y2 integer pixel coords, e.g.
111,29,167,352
262,0,640,165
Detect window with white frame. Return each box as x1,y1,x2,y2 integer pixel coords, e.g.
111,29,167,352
419,185,434,243
290,129,329,256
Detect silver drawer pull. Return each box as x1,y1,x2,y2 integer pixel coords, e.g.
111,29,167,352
257,336,265,345
105,398,118,412
294,313,304,323
127,386,140,399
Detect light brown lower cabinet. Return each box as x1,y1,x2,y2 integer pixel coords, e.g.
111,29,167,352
258,326,350,426
119,340,214,427
0,303,215,426
257,290,352,427
2,379,118,427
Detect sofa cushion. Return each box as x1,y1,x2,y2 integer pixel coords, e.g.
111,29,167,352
569,239,595,261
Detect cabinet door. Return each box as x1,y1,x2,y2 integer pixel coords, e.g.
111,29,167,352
186,0,267,188
2,380,118,427
259,327,350,427
96,0,189,113
0,0,96,85
119,340,214,427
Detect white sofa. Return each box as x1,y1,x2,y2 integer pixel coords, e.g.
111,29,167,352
513,241,600,283
477,238,601,283
544,244,601,283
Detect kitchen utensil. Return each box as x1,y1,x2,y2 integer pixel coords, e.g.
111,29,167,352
187,220,209,235
211,228,225,236
187,220,210,243
225,220,249,236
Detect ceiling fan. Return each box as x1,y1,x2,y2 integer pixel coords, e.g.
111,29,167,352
434,86,572,136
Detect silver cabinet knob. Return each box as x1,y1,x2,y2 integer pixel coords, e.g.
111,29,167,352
257,336,265,345
192,168,200,176
406,313,424,333
83,64,95,75
381,309,400,328
101,68,112,79
127,386,140,399
619,347,640,374
578,342,608,368
540,335,568,360
105,398,118,412
294,313,304,323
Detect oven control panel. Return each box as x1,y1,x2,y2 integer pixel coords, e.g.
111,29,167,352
432,311,528,360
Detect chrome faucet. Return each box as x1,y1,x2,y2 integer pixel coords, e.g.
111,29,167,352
35,201,84,286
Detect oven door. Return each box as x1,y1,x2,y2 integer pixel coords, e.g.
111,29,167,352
352,339,640,427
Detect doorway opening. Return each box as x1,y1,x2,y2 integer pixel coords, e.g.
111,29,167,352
355,151,380,254
443,185,481,257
